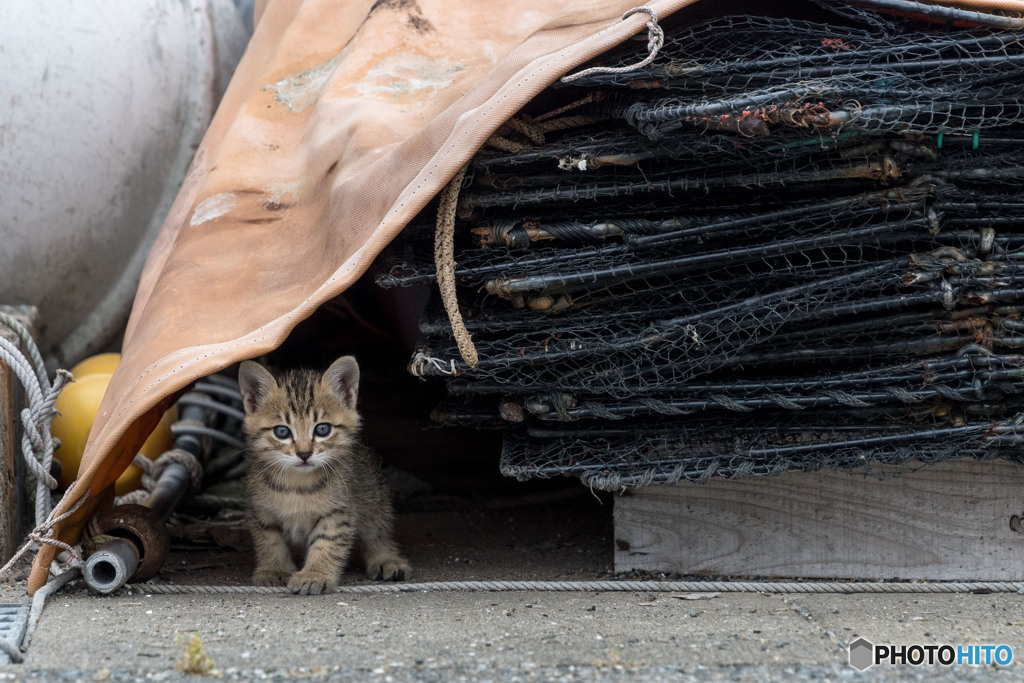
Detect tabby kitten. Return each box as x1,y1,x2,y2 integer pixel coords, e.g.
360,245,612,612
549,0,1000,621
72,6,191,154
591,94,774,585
238,355,410,594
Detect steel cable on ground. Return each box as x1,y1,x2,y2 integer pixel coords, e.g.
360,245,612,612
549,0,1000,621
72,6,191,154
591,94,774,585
125,580,1024,594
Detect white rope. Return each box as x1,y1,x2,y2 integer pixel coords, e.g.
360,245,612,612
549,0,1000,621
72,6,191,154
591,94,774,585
561,7,665,83
408,350,458,377
113,488,150,507
137,448,203,494
0,349,69,525
0,314,86,587
21,563,81,650
114,448,204,506
0,312,47,388
125,580,1024,595
0,638,22,664
0,312,73,527
0,485,89,579
0,315,89,662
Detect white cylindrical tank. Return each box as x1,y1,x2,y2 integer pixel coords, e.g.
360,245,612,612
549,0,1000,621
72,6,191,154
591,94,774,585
0,0,249,367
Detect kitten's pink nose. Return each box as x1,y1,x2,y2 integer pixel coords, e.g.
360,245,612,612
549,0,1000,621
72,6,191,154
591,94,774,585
296,451,312,462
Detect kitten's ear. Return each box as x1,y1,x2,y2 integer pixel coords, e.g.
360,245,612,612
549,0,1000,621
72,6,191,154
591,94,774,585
238,361,277,414
323,355,359,409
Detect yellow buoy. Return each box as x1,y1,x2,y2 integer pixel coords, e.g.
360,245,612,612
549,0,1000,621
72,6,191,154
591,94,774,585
52,355,176,494
68,352,122,379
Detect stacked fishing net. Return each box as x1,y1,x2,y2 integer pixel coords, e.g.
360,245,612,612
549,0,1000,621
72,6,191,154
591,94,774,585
375,0,1024,489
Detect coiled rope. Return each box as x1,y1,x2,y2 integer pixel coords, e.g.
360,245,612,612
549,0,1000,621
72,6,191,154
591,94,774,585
126,580,1024,595
560,7,665,83
0,312,72,527
0,313,84,579
0,313,86,658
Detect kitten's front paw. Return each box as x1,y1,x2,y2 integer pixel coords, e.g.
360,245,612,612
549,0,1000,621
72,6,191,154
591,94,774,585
287,571,336,595
253,568,292,587
367,557,411,582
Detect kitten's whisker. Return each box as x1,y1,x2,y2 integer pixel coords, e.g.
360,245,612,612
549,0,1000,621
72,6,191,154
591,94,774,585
270,459,290,490
324,460,352,500
323,452,356,498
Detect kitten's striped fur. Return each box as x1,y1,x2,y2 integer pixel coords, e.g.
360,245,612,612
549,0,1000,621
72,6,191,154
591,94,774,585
238,356,410,595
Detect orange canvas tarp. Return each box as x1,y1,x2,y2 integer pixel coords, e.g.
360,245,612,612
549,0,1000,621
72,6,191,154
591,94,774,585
29,0,701,592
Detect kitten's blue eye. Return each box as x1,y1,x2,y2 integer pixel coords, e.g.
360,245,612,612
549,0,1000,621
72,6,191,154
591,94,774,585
272,426,292,440
313,423,332,438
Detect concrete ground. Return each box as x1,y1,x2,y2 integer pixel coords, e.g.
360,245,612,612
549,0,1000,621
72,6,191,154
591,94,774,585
3,339,1023,681
2,491,1023,682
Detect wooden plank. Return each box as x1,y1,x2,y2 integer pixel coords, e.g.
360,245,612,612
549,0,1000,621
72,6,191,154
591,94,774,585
614,459,1024,581
0,306,38,563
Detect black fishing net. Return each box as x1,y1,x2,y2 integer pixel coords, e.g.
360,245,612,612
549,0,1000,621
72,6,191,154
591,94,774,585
374,0,1024,489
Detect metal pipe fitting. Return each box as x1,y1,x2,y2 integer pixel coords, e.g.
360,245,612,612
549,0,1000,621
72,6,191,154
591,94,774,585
82,538,140,594
81,381,241,594
86,503,170,585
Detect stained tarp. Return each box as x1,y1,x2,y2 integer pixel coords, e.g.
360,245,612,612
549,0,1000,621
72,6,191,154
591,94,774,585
28,0,702,592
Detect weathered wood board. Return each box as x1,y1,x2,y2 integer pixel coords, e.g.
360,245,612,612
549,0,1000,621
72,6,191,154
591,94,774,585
0,306,37,563
614,459,1024,581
